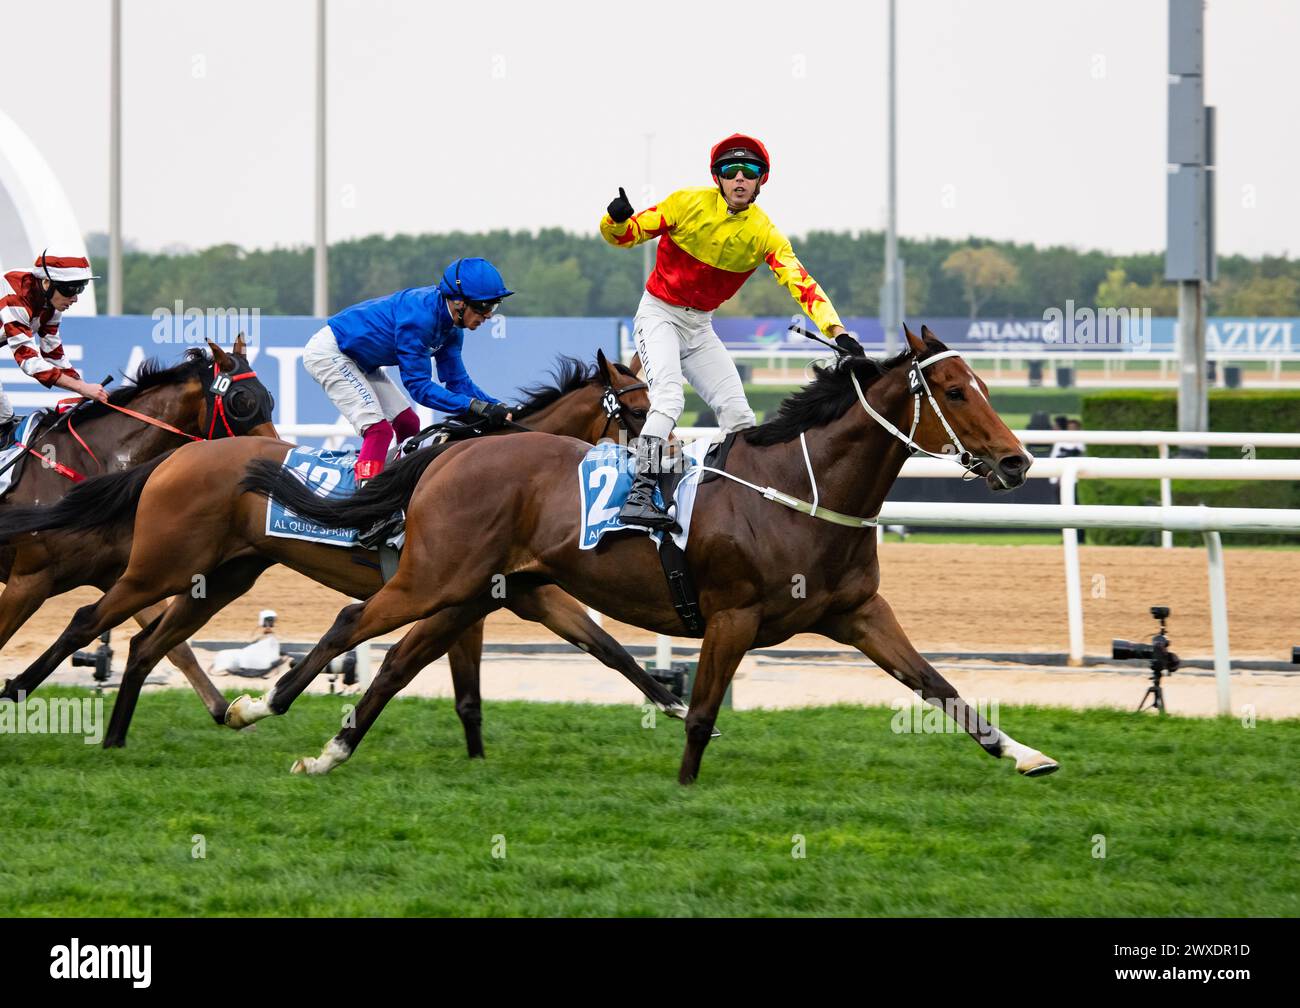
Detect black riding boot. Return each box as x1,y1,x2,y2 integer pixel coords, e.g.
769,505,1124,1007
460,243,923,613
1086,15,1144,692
0,415,18,452
619,435,677,531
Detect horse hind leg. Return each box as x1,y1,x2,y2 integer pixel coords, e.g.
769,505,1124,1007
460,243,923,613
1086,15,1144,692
227,570,443,728
828,594,1059,777
106,558,274,747
292,600,495,775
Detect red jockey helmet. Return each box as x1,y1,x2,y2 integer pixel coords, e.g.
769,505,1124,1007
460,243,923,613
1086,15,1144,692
710,134,771,185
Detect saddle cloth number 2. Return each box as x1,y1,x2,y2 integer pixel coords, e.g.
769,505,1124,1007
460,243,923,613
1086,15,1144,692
586,465,621,527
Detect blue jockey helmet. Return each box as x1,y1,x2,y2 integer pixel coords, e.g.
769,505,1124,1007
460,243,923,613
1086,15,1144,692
438,257,514,302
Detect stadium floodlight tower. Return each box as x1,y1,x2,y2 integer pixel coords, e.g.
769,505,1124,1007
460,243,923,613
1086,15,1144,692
1165,0,1216,443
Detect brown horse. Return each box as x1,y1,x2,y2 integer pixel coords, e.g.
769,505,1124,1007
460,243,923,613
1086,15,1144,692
0,338,277,715
0,350,686,749
233,326,1059,783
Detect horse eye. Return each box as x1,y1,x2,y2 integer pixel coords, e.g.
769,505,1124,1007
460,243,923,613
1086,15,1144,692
629,408,647,419
945,388,964,402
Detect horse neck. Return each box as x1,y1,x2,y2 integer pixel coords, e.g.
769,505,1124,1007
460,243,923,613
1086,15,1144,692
742,372,914,522
517,386,603,442
82,377,206,459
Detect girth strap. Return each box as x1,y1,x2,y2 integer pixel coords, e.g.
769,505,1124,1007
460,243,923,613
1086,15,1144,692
657,536,705,636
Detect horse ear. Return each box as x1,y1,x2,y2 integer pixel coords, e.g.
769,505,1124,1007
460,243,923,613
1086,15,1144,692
596,347,610,373
207,339,235,372
920,324,936,342
233,332,247,356
628,352,644,377
903,323,925,356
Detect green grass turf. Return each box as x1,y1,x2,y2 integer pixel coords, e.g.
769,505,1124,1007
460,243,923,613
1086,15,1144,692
2,689,1296,917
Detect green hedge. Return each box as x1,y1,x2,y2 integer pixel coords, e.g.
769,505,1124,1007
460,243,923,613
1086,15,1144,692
1078,389,1300,544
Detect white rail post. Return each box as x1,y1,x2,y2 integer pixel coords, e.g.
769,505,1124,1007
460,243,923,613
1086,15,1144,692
1159,443,1173,549
1203,531,1235,714
655,634,673,670
354,642,372,689
1059,463,1085,665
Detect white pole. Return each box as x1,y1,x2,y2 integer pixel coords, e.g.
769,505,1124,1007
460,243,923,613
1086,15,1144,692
655,634,672,670
312,0,328,318
1203,531,1234,714
353,642,372,689
108,0,122,315
883,0,899,355
1159,443,1173,549
1059,464,1085,665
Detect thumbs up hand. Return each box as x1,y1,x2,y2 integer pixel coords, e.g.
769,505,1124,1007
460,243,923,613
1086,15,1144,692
607,186,634,223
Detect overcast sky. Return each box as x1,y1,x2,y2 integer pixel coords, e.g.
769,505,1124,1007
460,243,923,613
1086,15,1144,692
8,0,1298,257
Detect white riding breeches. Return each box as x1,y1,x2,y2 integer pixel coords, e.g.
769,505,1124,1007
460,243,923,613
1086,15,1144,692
303,325,411,434
633,290,755,442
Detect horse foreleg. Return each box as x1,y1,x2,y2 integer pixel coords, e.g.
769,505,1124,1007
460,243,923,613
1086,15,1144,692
129,599,227,723
824,594,1059,777
106,558,274,747
0,571,57,698
292,601,494,775
446,618,486,758
1,574,173,702
508,584,687,718
679,608,760,785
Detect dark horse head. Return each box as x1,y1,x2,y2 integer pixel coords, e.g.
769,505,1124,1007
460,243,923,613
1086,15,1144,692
71,335,279,442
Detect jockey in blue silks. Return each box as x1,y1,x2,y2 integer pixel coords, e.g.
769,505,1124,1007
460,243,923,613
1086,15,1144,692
304,257,515,481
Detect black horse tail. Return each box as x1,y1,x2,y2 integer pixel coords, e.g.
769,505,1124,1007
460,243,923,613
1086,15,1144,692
240,443,448,529
0,452,170,544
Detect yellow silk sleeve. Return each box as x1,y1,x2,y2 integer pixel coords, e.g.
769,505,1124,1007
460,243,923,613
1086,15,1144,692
599,192,677,249
764,231,844,334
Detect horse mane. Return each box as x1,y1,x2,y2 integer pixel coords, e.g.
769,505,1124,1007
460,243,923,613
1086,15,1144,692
513,354,634,419
743,340,950,446
53,347,219,428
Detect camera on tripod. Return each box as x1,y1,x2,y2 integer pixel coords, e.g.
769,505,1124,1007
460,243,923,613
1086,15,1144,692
1112,606,1180,713
71,630,114,685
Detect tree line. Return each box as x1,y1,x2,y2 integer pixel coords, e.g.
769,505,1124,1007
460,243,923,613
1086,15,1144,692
88,229,1300,319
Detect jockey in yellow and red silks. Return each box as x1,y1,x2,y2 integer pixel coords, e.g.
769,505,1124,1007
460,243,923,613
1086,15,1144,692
600,133,848,530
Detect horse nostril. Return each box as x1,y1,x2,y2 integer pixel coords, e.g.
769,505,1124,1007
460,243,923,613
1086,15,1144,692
999,454,1027,476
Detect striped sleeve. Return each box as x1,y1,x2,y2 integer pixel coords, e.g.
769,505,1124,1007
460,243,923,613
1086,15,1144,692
37,311,79,380
0,297,63,387
763,229,844,335
599,190,677,249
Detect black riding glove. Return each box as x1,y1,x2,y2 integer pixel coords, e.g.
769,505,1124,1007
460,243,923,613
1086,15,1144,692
468,399,512,429
607,186,634,224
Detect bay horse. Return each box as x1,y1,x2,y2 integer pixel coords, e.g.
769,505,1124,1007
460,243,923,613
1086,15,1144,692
235,326,1060,783
0,350,687,749
0,338,276,715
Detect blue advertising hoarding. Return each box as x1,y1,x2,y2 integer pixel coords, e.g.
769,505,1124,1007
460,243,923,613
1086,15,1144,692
30,314,622,446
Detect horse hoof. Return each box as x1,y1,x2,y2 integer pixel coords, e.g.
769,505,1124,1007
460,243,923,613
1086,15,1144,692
1017,752,1059,777
290,757,311,774
710,726,722,739
663,703,689,721
225,694,266,730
